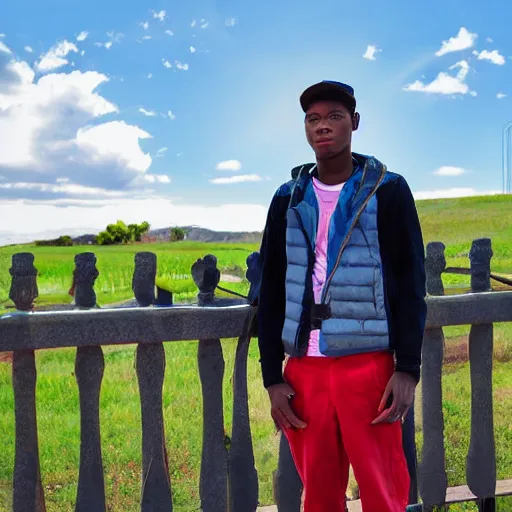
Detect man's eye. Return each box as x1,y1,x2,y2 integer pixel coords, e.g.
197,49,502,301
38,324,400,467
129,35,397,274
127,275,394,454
308,117,319,124
330,114,342,120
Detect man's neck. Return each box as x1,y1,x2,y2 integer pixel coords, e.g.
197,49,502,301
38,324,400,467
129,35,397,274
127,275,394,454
316,149,353,186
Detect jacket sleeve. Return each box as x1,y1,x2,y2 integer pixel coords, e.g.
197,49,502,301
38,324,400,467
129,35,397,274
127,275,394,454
383,176,427,381
257,192,288,388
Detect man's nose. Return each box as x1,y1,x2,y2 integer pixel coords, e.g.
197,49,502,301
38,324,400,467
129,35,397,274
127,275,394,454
316,125,331,135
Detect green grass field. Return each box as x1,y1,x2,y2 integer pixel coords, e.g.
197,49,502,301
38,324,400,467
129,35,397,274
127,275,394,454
1,194,512,510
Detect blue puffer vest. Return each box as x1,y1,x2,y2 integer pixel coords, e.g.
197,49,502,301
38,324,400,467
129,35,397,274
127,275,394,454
281,154,398,358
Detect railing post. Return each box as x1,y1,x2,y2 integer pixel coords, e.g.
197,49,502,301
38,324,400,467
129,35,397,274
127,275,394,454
467,239,496,512
228,252,259,512
133,252,173,511
418,242,448,509
73,253,107,512
10,253,47,512
192,255,229,512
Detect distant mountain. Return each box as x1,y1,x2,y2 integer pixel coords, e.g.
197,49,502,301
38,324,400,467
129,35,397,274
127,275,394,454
147,226,262,243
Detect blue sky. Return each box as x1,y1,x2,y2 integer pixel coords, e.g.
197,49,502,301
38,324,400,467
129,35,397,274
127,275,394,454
0,0,510,241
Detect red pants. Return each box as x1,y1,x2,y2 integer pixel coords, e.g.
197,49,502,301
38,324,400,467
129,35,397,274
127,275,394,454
283,351,409,512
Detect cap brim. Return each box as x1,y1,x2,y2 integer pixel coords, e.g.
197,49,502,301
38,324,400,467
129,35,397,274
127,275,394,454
300,82,356,113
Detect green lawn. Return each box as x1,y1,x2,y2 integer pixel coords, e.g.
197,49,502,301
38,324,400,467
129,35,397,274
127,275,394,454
1,194,512,510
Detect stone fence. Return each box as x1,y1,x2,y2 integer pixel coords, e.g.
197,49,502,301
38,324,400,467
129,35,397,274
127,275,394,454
0,238,511,511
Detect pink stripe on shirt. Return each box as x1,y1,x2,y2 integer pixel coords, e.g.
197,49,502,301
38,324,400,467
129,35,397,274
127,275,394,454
307,177,344,357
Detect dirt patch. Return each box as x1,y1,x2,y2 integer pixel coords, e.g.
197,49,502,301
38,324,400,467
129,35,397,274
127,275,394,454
220,273,242,283
0,352,12,363
495,388,512,402
443,336,469,364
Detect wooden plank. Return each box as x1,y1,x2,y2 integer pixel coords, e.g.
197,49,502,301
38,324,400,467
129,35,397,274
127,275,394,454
228,308,259,512
75,346,106,512
0,304,253,352
136,343,173,511
9,253,46,512
418,328,448,507
73,253,106,512
274,433,303,512
198,338,228,512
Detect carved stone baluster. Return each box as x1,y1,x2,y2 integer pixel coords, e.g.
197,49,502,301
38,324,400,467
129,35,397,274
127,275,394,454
133,252,173,511
73,253,106,512
274,433,303,512
228,253,259,512
467,239,496,512
418,242,448,508
10,253,46,512
193,255,229,512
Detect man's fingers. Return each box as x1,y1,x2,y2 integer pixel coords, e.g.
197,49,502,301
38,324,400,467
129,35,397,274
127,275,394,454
281,402,307,429
378,382,392,413
272,409,291,430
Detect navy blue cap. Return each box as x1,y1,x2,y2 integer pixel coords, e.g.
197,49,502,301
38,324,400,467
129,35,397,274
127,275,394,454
300,81,356,113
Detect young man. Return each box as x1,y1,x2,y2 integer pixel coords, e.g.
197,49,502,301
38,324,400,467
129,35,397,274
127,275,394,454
257,81,426,512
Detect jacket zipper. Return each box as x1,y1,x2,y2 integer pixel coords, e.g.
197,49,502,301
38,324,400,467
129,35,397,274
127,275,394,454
320,165,386,305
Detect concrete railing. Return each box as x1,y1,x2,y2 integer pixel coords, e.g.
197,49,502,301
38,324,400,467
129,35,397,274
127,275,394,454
0,238,511,511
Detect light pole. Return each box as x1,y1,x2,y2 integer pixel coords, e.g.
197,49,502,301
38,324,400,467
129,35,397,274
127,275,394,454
503,121,512,194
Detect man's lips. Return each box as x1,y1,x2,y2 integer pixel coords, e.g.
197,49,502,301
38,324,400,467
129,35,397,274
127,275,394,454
316,139,334,147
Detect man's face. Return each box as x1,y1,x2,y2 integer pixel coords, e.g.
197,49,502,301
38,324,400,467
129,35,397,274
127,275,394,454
304,100,357,160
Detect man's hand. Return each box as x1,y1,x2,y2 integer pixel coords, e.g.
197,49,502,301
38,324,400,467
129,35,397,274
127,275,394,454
267,383,307,431
372,371,417,425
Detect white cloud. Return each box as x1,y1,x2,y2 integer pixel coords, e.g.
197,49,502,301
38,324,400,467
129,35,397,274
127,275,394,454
81,50,85,56
155,147,168,157
0,50,154,200
36,40,78,72
497,92,507,99
414,188,500,200
167,110,176,120
0,200,268,239
77,31,89,42
162,59,172,68
139,107,157,117
144,174,170,184
215,160,242,172
363,45,381,61
147,73,153,79
141,21,150,30
486,37,494,43
225,18,238,27
152,10,166,22
201,19,209,29
138,35,152,42
190,46,196,53
0,34,5,38
0,40,11,54
104,41,113,50
433,166,466,176
0,181,126,197
175,61,189,71
191,20,197,28
210,174,262,185
404,60,471,95
472,49,505,65
435,27,477,57
24,46,33,53
165,30,174,36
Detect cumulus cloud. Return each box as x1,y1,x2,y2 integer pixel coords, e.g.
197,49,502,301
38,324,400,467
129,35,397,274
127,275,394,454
225,18,238,27
167,110,176,120
24,46,33,53
191,20,197,28
404,60,472,95
152,10,166,22
433,166,466,176
165,30,174,36
0,40,10,54
363,45,381,61
77,31,89,42
144,174,171,184
175,61,189,71
36,40,78,72
200,19,209,29
0,50,155,202
190,46,196,53
472,49,505,65
147,73,153,79
139,107,157,117
155,147,168,157
162,59,172,68
435,27,477,57
486,37,494,43
216,160,242,172
497,92,507,99
210,174,262,184
141,21,150,30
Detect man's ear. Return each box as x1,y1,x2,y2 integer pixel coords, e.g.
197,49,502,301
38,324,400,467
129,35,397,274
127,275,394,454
352,112,360,131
